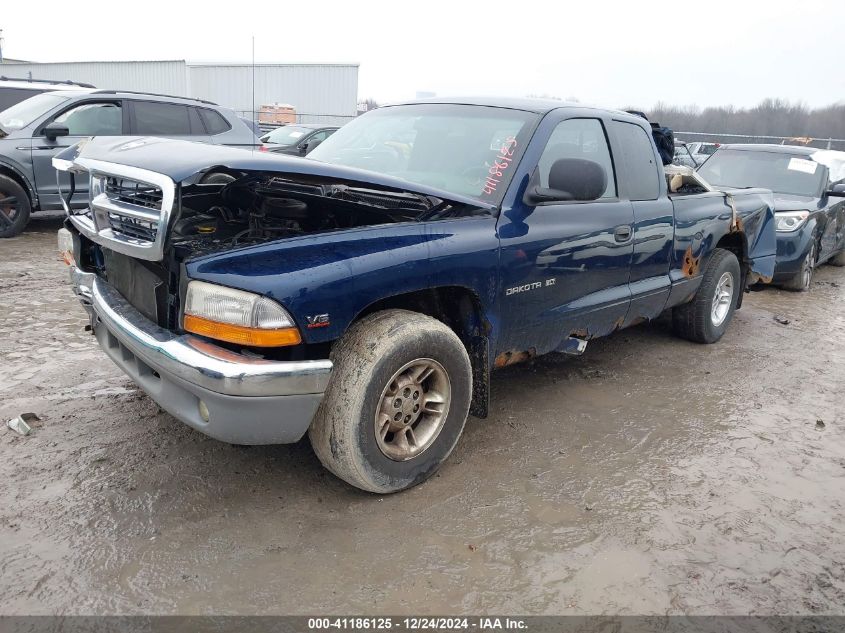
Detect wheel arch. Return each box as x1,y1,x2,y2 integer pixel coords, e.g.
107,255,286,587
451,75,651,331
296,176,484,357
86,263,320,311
350,286,492,418
0,163,37,209
713,230,748,307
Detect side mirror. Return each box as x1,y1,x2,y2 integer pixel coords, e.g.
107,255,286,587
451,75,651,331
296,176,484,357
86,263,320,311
303,138,323,155
524,158,607,205
44,121,70,141
827,183,845,197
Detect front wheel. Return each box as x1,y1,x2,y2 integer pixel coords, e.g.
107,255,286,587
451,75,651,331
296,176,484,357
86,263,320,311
309,310,472,493
672,248,741,344
781,240,817,291
0,175,31,238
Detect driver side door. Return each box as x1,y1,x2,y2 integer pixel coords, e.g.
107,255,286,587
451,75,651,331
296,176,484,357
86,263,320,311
495,115,634,356
31,99,125,209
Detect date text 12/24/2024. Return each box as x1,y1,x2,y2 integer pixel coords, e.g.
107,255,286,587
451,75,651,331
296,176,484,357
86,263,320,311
307,617,528,630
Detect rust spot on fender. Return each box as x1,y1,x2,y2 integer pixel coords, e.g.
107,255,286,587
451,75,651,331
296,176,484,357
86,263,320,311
494,348,536,368
681,246,701,278
569,328,590,339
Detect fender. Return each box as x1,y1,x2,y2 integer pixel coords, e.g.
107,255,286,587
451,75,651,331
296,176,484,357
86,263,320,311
671,188,776,286
185,216,502,347
0,156,38,208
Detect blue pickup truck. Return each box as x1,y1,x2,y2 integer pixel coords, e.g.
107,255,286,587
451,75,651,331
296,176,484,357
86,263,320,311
55,99,777,493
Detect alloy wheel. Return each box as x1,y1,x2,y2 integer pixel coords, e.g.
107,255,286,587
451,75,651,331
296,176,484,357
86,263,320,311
374,358,451,461
711,271,734,327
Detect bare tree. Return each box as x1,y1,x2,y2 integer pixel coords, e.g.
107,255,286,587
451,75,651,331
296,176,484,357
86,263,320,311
648,99,845,149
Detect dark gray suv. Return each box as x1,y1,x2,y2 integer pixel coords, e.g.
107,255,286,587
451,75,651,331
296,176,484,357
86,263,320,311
0,89,260,237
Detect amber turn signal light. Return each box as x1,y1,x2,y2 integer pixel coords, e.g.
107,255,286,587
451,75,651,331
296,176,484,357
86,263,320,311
183,314,302,347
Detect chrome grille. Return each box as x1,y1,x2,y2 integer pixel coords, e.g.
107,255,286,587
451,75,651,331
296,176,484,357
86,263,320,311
99,176,163,243
57,157,176,262
104,177,163,210
107,213,158,242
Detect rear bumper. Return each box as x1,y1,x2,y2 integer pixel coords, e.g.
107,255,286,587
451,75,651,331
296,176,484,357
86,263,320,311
70,267,332,444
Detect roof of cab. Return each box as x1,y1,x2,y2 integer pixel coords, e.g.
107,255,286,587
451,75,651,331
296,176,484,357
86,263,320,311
386,96,636,118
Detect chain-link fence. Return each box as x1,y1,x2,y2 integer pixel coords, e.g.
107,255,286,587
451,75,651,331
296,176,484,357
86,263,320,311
237,111,357,134
675,131,845,151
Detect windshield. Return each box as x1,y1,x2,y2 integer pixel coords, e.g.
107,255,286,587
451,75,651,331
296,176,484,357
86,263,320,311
0,92,68,131
307,104,539,203
264,126,314,146
698,149,826,197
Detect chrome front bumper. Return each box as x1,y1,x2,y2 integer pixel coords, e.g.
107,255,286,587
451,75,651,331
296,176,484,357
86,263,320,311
70,267,332,444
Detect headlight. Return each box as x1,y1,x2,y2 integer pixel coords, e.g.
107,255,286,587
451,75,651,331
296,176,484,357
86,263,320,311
183,280,301,347
775,211,810,232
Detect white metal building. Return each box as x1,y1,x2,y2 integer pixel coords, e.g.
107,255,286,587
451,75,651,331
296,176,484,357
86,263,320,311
0,60,359,124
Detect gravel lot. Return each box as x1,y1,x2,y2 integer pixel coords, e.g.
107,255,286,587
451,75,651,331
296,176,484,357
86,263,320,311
2,214,844,615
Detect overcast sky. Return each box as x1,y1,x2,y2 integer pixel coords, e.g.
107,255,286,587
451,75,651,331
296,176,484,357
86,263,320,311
2,0,842,110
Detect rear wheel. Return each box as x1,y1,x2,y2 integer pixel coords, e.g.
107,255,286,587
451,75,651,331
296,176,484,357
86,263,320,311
782,240,817,291
309,309,472,493
0,175,31,238
672,248,741,344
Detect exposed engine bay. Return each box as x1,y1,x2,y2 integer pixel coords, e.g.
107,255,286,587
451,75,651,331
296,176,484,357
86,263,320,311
170,171,487,257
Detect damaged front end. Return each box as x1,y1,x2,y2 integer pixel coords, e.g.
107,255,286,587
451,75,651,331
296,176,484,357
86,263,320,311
55,137,487,264
54,137,491,333
53,136,495,445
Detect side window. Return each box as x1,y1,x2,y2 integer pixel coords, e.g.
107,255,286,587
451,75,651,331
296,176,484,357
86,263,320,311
133,101,191,135
54,102,122,136
197,108,231,135
308,130,330,144
188,107,205,135
537,118,616,198
611,121,661,201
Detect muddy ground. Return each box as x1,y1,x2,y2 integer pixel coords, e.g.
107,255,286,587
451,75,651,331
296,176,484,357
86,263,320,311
1,214,844,616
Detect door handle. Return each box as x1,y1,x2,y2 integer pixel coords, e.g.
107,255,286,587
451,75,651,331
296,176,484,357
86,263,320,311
614,225,632,242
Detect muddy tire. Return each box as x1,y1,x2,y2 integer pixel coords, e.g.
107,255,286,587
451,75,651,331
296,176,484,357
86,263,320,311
672,248,741,344
0,175,31,238
309,309,472,493
781,240,817,292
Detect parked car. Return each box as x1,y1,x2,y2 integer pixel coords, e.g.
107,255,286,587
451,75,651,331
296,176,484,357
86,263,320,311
673,141,699,168
697,144,845,290
239,116,262,138
0,89,260,237
56,98,776,493
687,141,720,165
260,123,339,155
0,76,95,111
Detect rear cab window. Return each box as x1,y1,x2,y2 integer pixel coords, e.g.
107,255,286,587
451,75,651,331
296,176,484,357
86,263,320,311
610,121,661,201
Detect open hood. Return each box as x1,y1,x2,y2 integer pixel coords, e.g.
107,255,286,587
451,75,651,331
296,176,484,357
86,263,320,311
55,136,495,263
57,136,496,212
